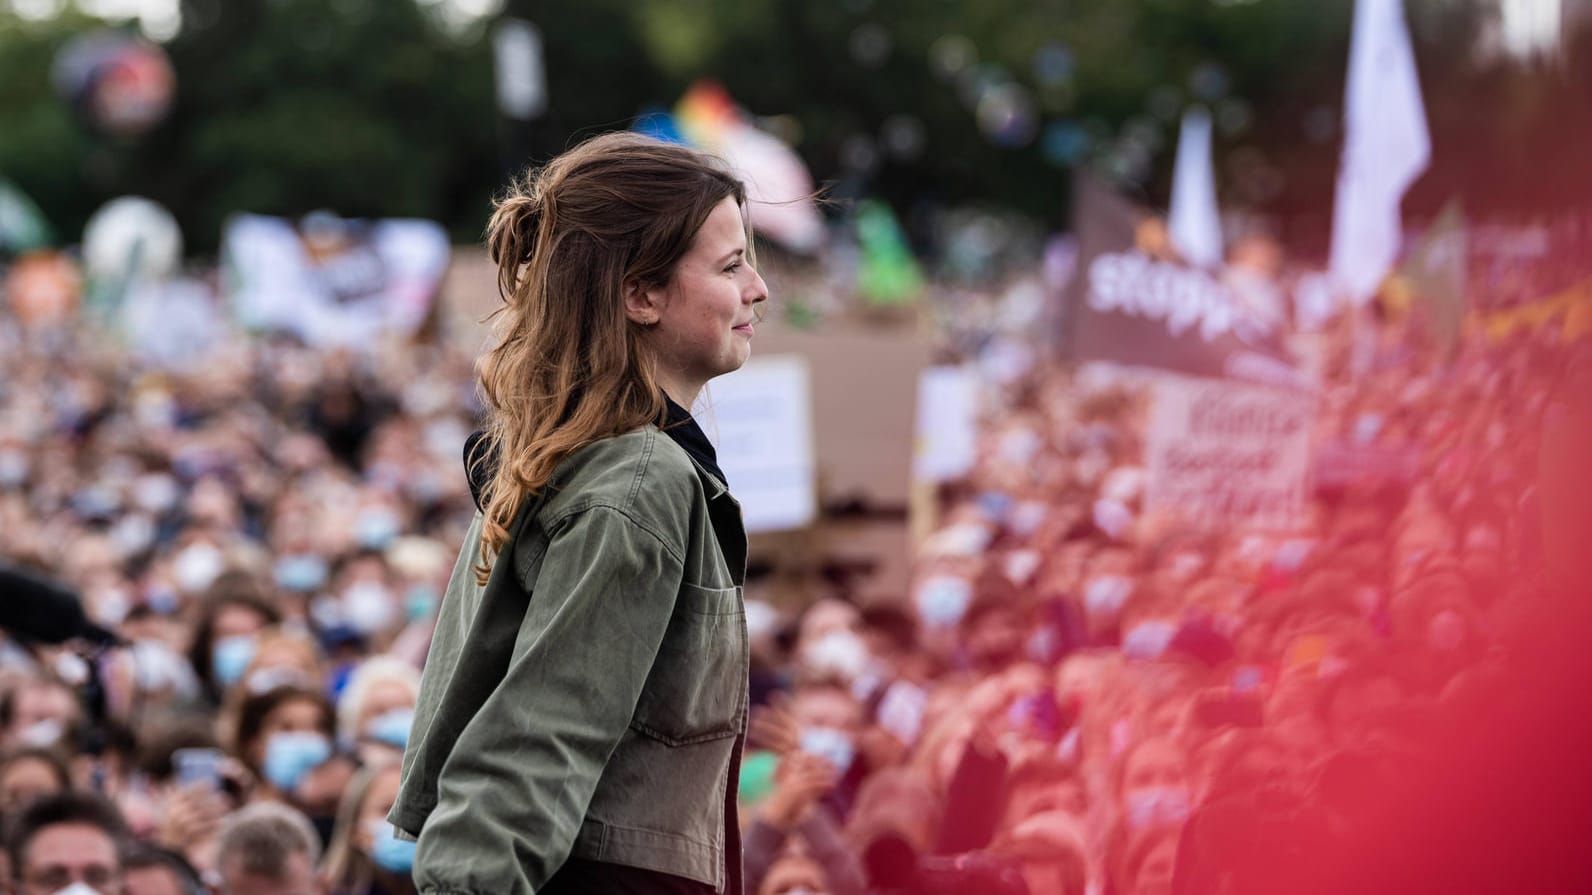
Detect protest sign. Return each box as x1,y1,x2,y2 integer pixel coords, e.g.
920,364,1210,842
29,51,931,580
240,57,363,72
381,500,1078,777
223,213,449,347
913,365,978,484
1146,374,1315,530
1065,175,1298,386
702,355,817,532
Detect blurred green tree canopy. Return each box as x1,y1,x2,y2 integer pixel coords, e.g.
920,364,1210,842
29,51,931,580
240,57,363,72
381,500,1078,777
0,0,1586,255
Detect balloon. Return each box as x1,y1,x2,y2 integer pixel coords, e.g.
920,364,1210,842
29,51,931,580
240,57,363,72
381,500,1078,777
83,197,183,284
52,32,174,137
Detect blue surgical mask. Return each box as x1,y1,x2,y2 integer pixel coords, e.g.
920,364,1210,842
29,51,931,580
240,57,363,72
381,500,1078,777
799,726,855,772
916,576,973,628
368,820,417,875
145,584,179,616
212,634,257,687
354,509,401,549
364,708,416,749
274,554,328,592
262,731,332,793
404,585,438,623
976,491,1014,522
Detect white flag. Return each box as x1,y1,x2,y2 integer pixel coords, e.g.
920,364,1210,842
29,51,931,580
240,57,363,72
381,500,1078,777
493,19,547,120
1169,107,1223,269
1329,0,1431,304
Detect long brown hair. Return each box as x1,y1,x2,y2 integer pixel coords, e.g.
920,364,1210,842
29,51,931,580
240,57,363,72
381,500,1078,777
320,761,399,894
474,132,747,581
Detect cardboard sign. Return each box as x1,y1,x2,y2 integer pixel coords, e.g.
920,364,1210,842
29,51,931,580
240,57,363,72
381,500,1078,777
1146,375,1315,530
223,213,449,347
701,355,817,532
913,365,978,484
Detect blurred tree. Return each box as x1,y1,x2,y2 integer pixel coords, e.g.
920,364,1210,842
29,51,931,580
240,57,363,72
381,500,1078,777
144,0,500,250
0,0,500,252
0,11,101,245
0,0,1585,257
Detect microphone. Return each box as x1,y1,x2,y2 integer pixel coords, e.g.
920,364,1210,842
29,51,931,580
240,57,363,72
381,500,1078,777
0,561,124,647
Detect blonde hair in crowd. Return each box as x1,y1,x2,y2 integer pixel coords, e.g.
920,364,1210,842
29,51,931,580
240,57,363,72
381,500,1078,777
320,762,401,893
472,132,749,582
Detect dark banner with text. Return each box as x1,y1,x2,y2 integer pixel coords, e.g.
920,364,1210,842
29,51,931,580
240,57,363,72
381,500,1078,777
1064,176,1302,388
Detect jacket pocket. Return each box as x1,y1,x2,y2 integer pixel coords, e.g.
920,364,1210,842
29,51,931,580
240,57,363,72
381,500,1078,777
630,583,746,746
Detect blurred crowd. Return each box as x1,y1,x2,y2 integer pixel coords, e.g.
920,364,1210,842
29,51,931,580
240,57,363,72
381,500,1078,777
0,229,1588,895
0,316,482,895
726,269,1587,894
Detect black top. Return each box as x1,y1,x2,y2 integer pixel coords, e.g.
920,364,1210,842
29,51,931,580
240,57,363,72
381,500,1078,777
465,399,725,513
542,858,713,895
662,397,728,488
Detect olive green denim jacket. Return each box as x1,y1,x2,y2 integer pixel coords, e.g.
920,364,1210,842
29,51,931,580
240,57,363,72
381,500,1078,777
389,426,750,895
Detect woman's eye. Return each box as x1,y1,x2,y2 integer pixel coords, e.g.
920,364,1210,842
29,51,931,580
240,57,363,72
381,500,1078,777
725,262,741,274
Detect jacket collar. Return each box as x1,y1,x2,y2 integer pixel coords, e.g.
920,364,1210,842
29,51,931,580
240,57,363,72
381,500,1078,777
681,447,731,501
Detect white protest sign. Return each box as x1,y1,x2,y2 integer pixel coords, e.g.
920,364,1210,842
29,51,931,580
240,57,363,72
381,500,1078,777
492,19,547,120
1146,375,1314,531
702,355,817,532
222,213,450,348
913,365,978,484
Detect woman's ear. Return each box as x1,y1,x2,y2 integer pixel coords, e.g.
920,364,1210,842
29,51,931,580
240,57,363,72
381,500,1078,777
623,278,665,326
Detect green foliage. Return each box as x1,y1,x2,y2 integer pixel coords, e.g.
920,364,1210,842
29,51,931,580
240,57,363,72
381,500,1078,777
0,0,1584,257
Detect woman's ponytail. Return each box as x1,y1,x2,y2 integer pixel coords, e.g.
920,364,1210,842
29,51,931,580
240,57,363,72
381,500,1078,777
486,179,545,303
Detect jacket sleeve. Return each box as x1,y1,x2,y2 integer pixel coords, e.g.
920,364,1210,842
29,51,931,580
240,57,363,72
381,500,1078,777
740,818,789,895
413,504,685,895
796,807,868,895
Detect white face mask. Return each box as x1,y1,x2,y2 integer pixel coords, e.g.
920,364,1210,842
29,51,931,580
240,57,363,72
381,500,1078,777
173,542,224,594
1122,620,1178,660
91,587,132,627
1092,498,1134,540
1004,549,1041,584
915,575,973,628
19,718,65,748
109,514,156,555
0,449,29,486
132,473,180,513
51,883,105,895
1008,501,1048,536
1125,785,1191,830
1083,576,1133,618
130,641,198,697
801,631,870,682
930,522,993,558
342,581,397,634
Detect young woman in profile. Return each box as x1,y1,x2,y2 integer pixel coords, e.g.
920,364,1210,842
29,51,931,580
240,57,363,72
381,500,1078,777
389,132,767,895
